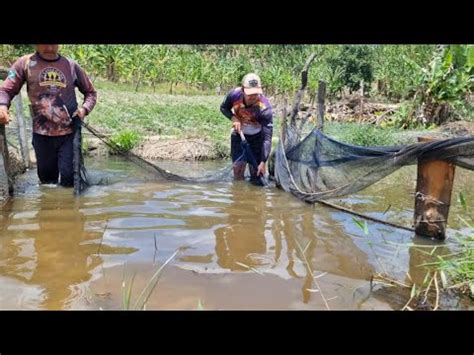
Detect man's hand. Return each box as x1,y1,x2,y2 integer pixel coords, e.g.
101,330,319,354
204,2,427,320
232,116,241,133
0,106,11,125
257,162,266,177
73,107,87,120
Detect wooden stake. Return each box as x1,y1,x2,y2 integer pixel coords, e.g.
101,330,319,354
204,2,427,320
414,136,455,240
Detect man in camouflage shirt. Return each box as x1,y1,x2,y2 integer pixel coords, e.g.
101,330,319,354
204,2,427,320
0,44,97,186
220,73,273,181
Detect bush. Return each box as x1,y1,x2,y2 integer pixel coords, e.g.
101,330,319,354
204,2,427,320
325,122,400,147
326,45,374,94
110,129,142,152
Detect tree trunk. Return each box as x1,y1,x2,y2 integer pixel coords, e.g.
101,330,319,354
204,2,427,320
107,60,117,82
317,81,326,131
135,71,141,93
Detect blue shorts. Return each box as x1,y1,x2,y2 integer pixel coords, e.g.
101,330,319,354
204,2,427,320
230,131,263,164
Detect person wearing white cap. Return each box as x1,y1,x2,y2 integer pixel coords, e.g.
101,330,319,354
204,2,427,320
220,73,274,181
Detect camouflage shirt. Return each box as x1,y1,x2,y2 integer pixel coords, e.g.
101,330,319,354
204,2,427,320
220,87,274,162
0,52,97,136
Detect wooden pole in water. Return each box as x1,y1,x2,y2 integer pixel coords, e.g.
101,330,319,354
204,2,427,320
13,94,31,169
0,123,13,198
0,67,13,200
414,136,456,240
317,81,326,131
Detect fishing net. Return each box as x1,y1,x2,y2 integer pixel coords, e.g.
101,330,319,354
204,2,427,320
73,117,89,194
81,122,238,185
75,116,474,201
274,119,474,203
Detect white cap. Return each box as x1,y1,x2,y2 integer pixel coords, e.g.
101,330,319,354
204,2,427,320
242,73,263,95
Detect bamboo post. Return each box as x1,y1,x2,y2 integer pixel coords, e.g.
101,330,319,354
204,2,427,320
0,123,13,199
317,81,326,131
14,94,31,169
358,80,364,122
0,67,13,200
414,136,456,240
290,52,317,127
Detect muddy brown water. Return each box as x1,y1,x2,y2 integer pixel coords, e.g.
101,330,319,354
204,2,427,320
1,157,473,310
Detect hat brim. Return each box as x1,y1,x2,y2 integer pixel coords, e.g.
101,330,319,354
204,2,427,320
243,87,263,95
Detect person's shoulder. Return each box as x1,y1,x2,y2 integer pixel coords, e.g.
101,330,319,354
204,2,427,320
62,55,79,67
7,54,35,78
19,53,35,61
258,95,272,110
229,87,242,95
226,87,243,100
12,53,34,67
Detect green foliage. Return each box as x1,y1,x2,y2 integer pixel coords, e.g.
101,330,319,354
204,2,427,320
1,44,471,129
415,45,474,125
373,45,434,100
81,137,90,155
326,45,374,94
86,87,234,151
423,45,473,103
434,233,474,298
381,101,423,129
109,129,142,152
57,45,318,94
0,44,35,65
325,122,404,147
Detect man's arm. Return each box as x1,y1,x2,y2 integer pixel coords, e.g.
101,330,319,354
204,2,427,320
74,62,97,118
220,89,242,133
220,90,235,120
0,57,27,124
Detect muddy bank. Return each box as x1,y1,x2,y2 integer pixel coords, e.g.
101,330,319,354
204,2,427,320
133,136,223,161
438,121,474,137
84,135,224,161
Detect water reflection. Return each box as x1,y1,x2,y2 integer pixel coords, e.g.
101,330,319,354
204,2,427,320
1,188,122,309
215,182,267,271
1,159,471,310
